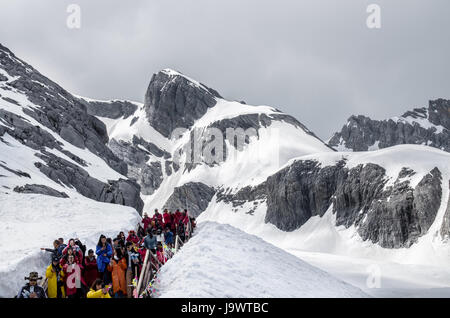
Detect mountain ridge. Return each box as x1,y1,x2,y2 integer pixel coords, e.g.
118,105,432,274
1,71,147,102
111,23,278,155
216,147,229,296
328,99,450,152
1,43,450,298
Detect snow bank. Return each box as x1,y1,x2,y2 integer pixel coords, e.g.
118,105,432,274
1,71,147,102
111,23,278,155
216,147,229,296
0,192,141,298
154,222,368,298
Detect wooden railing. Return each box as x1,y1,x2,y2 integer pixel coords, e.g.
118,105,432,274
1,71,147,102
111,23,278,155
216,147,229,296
134,220,194,298
40,277,48,293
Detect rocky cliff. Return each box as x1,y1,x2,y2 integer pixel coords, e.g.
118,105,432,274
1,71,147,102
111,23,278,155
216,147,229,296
0,43,144,213
144,69,221,138
328,100,450,152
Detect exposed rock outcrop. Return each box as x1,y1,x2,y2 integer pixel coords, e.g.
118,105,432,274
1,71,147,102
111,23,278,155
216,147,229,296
33,150,143,213
265,160,347,231
144,69,221,138
0,44,127,175
13,184,69,198
334,166,442,248
109,138,164,195
164,182,216,217
98,179,144,214
328,100,450,152
0,109,87,167
82,99,138,120
264,159,443,248
440,181,450,240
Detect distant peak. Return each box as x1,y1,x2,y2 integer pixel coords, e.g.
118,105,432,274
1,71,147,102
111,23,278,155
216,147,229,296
161,68,184,76
152,68,222,99
144,68,221,137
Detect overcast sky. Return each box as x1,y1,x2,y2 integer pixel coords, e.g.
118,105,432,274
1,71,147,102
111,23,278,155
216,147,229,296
0,0,449,139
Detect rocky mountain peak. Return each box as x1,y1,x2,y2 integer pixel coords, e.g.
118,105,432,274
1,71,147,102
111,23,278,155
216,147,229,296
328,99,450,152
144,69,222,138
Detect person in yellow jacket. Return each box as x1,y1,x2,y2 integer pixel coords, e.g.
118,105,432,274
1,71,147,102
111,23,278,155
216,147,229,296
87,279,112,298
45,256,65,298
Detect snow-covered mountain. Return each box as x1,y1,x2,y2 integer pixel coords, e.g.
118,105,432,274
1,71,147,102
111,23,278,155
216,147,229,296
96,68,333,217
328,101,450,152
1,42,450,297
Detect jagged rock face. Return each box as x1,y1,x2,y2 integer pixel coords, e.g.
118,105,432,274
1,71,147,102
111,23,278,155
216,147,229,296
109,138,164,195
132,135,171,159
82,99,138,120
98,179,144,214
332,163,388,228
163,182,216,217
0,44,127,175
1,101,145,211
0,109,88,167
334,166,442,248
33,150,144,213
263,159,443,248
428,99,450,130
328,100,450,152
216,183,267,215
265,160,347,231
0,163,30,179
13,184,69,198
217,183,267,207
144,70,221,138
440,181,450,239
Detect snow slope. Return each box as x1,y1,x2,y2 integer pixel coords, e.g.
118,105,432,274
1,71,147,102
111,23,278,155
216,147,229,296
154,222,368,298
140,96,332,209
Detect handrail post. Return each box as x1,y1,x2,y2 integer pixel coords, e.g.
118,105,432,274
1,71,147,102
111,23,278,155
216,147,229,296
175,234,179,252
135,249,150,298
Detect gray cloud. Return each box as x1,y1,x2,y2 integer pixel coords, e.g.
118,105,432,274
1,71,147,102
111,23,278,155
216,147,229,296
1,0,449,139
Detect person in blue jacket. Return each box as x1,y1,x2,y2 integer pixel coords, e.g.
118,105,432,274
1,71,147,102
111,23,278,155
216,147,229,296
143,229,157,254
96,235,112,284
164,227,174,246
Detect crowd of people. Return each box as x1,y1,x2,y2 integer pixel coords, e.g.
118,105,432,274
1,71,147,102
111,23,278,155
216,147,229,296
16,209,196,299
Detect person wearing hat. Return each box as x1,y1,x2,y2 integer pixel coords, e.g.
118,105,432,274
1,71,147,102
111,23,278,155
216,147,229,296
45,256,65,298
17,272,46,298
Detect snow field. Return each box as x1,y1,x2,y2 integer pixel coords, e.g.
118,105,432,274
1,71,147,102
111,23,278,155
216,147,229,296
155,222,368,298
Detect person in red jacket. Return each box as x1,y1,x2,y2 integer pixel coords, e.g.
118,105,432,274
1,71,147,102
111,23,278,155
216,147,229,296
182,209,190,225
163,209,172,229
174,209,182,226
154,209,163,226
156,242,167,265
83,249,98,288
60,246,82,266
170,211,177,232
126,230,139,245
63,254,86,298
142,213,152,231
